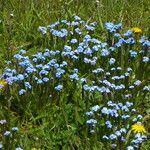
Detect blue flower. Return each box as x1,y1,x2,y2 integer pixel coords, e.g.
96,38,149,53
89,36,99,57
103,80,111,87
109,134,117,140
114,33,121,38
120,128,127,134
126,102,133,107
121,136,126,142
112,76,120,80
19,49,26,55
37,79,43,84
50,29,68,38
54,84,63,91
115,38,124,47
143,56,149,62
101,49,109,57
4,131,11,136
105,22,122,33
32,58,37,62
15,147,23,150
90,58,97,65
117,103,123,108
86,111,94,116
134,80,141,86
70,73,79,81
125,72,130,77
85,25,95,31
125,38,135,45
143,86,149,91
73,15,81,21
86,119,97,127
0,120,7,124
56,68,65,78
115,84,125,90
131,109,136,112
126,146,134,150
121,106,129,112
129,85,135,89
71,21,79,26
70,38,78,44
24,82,32,89
137,115,143,120
109,58,116,65
26,67,36,74
43,77,49,82
132,118,137,122
101,107,109,115
17,74,24,81
84,48,93,55
127,67,132,72
43,51,50,57
124,94,132,99
109,46,115,51
111,144,117,149
61,20,67,24
14,54,23,60
5,61,12,64
75,46,84,54
91,38,100,44
64,45,72,52
39,70,49,76
75,28,82,35
38,26,47,34
73,68,78,73
139,36,150,47
121,115,130,120
12,127,19,132
106,72,111,76
0,144,3,148
23,73,29,78
115,131,121,137
90,129,95,134
129,50,138,58
105,121,112,128
33,52,45,61
90,22,97,27
124,30,133,37
91,105,100,112
19,89,26,95
84,34,91,40
43,64,51,70
80,78,86,84
102,135,109,140
71,55,79,61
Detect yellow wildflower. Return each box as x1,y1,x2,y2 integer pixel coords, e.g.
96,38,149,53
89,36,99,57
31,148,41,150
131,27,142,33
0,80,7,89
131,123,146,134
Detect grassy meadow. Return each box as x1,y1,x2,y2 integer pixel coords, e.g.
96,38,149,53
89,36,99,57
0,0,150,149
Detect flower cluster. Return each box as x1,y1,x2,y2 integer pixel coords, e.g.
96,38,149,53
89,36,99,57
0,16,149,149
86,101,147,149
1,16,149,100
0,119,23,150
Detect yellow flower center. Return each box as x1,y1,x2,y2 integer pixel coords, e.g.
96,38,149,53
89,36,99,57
131,123,146,134
131,27,142,33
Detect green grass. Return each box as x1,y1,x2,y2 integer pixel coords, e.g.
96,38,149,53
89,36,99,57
0,0,149,53
0,0,150,149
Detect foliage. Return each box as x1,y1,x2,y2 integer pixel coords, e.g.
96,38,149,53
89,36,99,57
0,1,150,150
